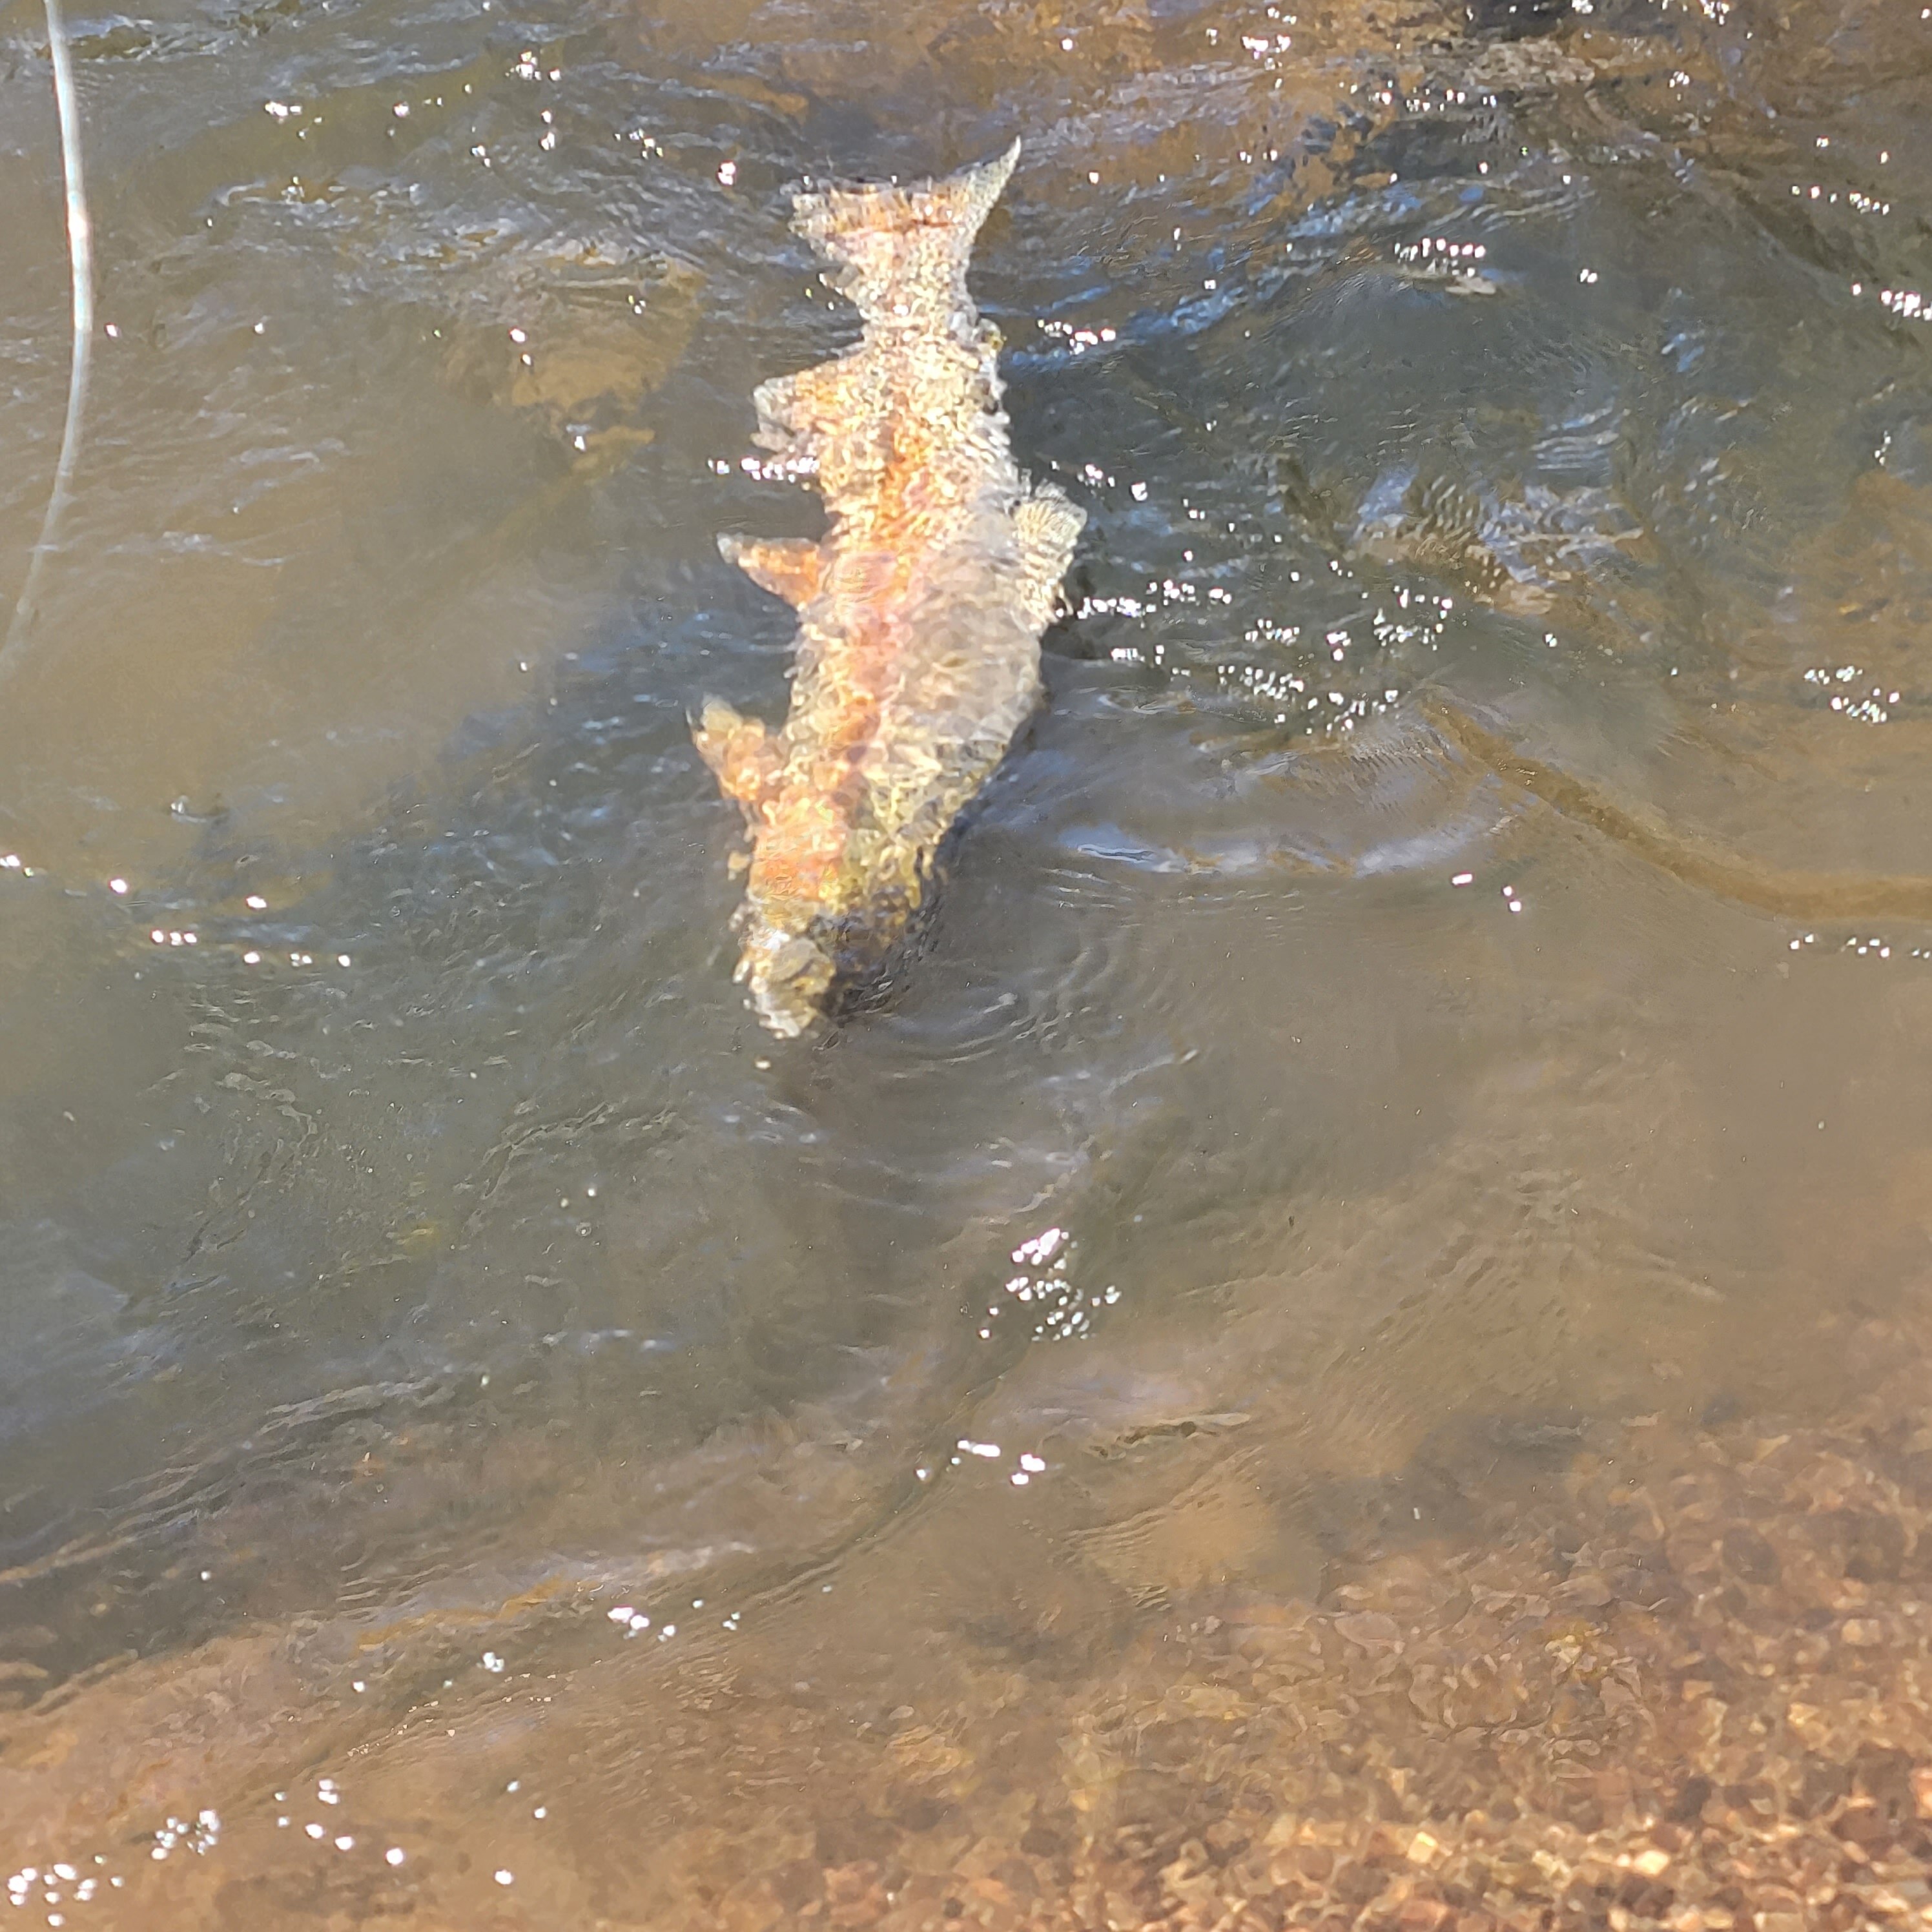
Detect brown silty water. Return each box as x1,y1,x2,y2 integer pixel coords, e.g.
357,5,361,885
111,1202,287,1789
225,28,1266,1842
3,0,1932,1919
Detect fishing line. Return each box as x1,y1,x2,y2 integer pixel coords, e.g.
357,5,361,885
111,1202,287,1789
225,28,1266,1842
1,0,95,677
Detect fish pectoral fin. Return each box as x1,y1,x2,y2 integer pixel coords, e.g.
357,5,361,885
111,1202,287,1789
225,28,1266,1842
692,698,784,814
717,533,827,608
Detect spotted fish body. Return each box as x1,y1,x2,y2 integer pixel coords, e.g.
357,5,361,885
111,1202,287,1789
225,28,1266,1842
694,141,1085,1037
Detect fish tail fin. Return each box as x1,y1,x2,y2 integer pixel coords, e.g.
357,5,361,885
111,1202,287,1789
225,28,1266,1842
790,140,1021,326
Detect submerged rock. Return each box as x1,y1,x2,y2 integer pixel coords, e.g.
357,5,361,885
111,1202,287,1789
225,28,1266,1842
694,143,1085,1036
14,1299,1932,1931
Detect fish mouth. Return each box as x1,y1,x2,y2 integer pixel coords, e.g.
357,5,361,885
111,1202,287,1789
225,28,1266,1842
733,922,836,1038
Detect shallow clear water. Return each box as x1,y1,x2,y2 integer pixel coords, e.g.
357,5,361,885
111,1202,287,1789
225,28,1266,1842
3,0,1932,1913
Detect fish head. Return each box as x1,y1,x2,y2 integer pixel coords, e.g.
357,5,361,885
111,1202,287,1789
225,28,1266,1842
733,915,836,1039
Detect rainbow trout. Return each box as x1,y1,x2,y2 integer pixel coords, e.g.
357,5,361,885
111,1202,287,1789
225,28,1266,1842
694,141,1085,1036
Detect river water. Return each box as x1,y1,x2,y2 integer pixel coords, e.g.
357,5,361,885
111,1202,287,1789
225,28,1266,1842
3,0,1932,1921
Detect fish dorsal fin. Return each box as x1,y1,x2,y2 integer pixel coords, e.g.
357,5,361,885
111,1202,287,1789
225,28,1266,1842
1011,484,1087,629
718,534,827,608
